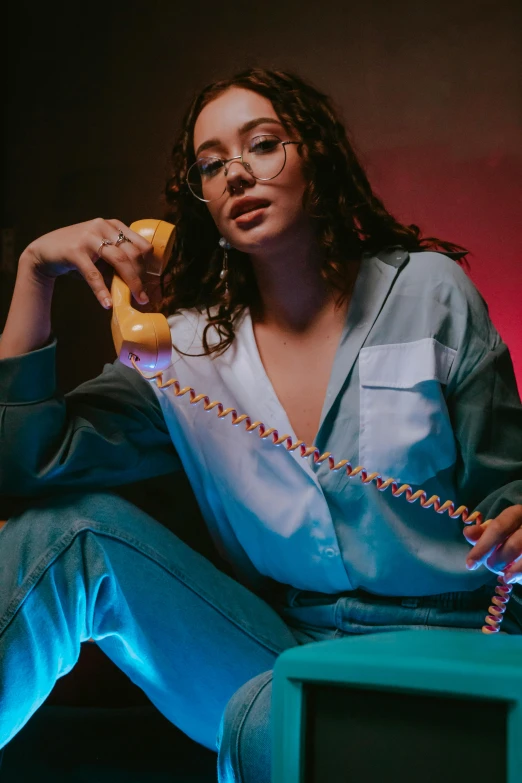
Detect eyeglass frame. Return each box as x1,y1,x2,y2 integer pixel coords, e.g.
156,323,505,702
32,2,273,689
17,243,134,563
187,135,301,202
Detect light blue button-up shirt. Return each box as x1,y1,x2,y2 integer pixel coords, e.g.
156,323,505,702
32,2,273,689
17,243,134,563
1,249,521,597
144,248,522,596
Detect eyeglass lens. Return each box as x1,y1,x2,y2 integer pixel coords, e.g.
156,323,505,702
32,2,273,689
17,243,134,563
187,135,287,201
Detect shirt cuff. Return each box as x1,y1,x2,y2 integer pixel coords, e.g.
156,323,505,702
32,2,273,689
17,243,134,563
0,335,57,403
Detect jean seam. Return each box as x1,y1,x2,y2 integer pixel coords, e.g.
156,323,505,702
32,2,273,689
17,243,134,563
340,623,432,634
0,520,286,656
232,671,273,783
333,597,344,629
0,527,82,635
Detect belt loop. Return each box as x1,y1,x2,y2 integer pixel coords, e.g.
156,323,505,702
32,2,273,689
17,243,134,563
401,598,419,609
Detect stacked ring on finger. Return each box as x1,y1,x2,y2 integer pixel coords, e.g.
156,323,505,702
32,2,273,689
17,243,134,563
115,230,132,246
96,238,114,259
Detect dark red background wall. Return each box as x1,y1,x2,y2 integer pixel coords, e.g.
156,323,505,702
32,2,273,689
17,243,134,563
3,0,521,391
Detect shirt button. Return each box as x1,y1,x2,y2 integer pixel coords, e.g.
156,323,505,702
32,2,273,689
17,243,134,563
356,322,367,330
324,547,337,557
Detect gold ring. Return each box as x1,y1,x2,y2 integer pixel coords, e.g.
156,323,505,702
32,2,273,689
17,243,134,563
96,238,113,259
115,230,132,246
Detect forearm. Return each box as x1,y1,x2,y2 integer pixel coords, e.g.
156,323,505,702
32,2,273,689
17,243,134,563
0,253,55,359
0,341,181,495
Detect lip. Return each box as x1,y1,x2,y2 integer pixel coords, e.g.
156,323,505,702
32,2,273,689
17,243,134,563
233,206,268,225
229,198,271,220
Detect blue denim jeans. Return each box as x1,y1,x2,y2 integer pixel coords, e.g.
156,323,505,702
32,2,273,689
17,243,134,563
1,491,521,782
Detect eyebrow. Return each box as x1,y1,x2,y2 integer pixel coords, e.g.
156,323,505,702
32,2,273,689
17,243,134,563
195,117,284,158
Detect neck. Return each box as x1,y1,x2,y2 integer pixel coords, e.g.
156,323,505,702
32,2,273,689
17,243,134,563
248,229,350,333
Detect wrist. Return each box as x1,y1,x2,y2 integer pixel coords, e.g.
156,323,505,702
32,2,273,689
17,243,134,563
18,249,56,290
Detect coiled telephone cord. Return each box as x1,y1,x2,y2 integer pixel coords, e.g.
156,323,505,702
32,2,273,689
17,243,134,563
131,356,512,634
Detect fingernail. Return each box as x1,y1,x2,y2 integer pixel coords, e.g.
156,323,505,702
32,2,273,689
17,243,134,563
466,560,480,571
504,572,516,584
103,297,112,309
139,292,149,304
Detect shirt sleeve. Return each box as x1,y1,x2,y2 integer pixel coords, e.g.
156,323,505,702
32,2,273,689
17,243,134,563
445,290,522,523
0,336,182,497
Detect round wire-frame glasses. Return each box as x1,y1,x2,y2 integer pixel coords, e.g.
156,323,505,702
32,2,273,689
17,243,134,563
187,135,301,202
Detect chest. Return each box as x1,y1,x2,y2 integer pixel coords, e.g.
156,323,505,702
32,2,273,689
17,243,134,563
252,314,346,446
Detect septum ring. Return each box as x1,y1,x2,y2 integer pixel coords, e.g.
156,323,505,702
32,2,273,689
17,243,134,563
96,238,113,259
115,229,132,246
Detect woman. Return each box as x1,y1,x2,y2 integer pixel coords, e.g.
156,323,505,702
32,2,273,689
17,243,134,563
1,67,521,781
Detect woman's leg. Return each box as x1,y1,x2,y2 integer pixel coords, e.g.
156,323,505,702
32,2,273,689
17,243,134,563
0,491,299,752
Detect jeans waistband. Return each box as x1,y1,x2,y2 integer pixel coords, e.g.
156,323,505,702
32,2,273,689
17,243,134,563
357,586,496,611
283,583,501,612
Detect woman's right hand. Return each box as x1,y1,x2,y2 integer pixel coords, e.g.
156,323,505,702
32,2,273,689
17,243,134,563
20,218,156,309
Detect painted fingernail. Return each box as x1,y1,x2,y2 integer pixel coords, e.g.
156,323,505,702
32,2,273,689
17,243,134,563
103,297,112,309
139,292,149,304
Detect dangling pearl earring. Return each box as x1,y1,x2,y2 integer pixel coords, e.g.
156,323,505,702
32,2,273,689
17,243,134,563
219,237,232,302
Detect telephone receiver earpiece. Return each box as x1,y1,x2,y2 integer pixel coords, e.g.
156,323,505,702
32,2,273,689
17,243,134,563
111,219,175,372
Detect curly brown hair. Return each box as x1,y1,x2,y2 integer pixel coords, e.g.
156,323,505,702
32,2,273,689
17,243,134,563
160,66,468,357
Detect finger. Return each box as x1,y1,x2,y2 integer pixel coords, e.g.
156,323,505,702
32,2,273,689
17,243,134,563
462,524,484,545
70,218,148,306
105,219,156,261
87,216,152,249
465,506,522,568
94,258,116,288
97,243,150,305
68,257,114,285
104,220,154,303
503,556,522,584
487,529,522,572
73,252,115,309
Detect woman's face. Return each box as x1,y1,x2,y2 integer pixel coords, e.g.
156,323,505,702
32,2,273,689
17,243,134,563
192,87,310,254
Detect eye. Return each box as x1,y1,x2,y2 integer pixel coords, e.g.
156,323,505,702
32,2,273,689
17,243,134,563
198,157,224,178
247,135,280,154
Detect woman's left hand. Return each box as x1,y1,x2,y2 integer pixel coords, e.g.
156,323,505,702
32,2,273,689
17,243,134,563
463,504,522,584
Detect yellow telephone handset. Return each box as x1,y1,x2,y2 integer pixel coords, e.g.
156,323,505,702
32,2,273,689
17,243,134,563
110,219,176,372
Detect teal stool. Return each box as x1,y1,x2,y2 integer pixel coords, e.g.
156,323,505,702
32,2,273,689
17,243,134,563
272,630,522,783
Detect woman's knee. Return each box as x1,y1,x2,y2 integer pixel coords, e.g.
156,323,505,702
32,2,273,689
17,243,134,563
1,491,149,564
217,670,273,783
10,490,141,529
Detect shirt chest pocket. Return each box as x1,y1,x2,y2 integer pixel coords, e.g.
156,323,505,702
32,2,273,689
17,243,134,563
358,338,457,487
